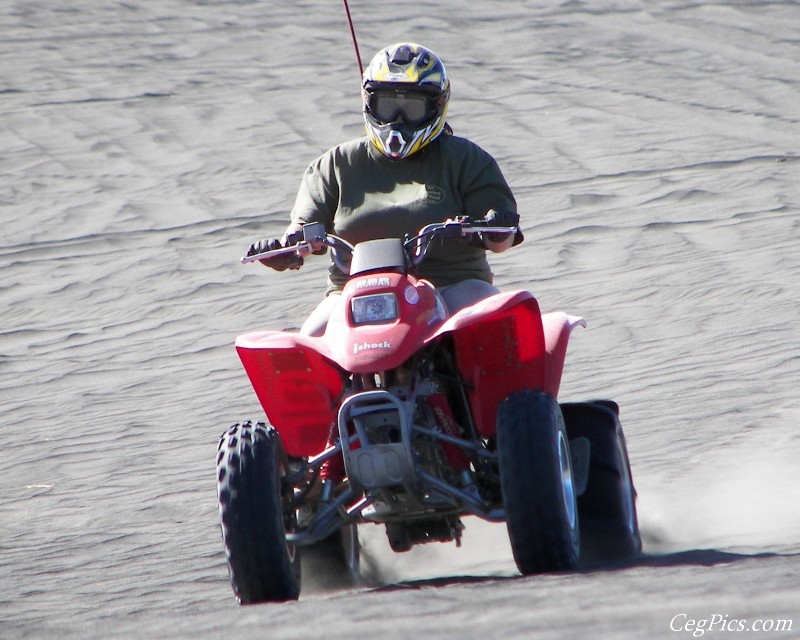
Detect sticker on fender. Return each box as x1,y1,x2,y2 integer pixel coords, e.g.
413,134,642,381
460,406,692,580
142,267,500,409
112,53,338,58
356,277,391,289
353,340,392,354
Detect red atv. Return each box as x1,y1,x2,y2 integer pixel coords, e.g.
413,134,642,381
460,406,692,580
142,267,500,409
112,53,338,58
216,218,640,604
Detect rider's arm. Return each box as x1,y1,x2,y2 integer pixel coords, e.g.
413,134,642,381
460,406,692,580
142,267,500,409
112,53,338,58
483,234,515,253
456,140,521,252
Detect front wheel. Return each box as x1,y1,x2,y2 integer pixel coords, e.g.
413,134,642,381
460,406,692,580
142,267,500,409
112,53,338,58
497,390,579,574
217,421,300,603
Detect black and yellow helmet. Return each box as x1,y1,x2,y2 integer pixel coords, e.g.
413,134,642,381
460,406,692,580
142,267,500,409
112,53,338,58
362,43,451,160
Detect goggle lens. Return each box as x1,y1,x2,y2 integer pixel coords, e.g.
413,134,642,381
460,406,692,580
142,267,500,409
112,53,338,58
371,90,431,125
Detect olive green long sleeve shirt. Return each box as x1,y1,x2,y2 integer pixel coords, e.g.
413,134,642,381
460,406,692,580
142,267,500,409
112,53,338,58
290,133,517,291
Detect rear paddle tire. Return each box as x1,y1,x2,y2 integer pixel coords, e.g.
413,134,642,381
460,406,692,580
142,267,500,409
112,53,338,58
217,421,301,603
561,401,642,564
497,390,580,574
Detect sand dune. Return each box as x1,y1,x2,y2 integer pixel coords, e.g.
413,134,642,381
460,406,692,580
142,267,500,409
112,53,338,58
2,1,799,638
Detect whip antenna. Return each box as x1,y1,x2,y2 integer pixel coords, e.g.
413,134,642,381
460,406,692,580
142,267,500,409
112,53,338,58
342,0,363,78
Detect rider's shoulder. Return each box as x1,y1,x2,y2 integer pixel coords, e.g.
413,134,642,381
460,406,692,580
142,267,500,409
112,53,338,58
335,136,371,152
304,137,370,172
438,133,498,164
319,137,373,163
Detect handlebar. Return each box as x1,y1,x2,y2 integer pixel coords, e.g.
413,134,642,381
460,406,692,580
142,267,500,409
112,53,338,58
241,217,517,272
410,218,516,265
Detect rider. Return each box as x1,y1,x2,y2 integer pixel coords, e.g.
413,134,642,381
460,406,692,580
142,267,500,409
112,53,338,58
248,42,523,335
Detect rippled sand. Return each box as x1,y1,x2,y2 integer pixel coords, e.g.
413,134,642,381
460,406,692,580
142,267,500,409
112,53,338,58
2,1,799,638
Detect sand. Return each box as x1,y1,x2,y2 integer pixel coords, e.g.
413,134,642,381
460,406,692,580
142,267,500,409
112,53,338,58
2,1,799,638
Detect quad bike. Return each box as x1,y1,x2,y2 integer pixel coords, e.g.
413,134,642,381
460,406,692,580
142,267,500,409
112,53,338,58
216,217,641,604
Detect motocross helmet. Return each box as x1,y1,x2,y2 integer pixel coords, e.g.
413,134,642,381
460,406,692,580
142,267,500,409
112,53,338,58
362,43,450,160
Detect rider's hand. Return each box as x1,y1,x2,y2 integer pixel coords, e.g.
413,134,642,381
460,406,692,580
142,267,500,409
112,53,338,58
483,209,520,242
247,237,304,271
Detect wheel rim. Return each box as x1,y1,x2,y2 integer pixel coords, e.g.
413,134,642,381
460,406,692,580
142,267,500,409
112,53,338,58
558,430,577,531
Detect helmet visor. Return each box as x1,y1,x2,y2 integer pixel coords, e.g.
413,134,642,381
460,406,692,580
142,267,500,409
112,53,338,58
369,89,432,126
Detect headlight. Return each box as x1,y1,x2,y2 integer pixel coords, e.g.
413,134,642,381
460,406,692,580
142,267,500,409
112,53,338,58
351,293,398,325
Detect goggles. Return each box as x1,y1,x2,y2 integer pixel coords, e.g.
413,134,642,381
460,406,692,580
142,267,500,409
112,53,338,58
369,89,434,126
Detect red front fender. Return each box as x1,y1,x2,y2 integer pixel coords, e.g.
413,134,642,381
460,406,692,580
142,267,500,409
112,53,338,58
235,331,344,457
428,291,584,437
541,311,586,399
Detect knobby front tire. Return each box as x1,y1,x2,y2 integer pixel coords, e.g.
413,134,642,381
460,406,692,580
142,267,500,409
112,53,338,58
217,421,301,603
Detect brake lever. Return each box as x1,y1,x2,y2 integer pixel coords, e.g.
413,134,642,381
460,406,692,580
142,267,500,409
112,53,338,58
241,242,311,265
463,225,517,235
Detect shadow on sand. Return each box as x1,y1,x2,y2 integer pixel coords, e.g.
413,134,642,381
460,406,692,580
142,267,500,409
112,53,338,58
365,548,794,593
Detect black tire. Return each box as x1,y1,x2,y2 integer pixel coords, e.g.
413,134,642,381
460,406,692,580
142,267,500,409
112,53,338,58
497,390,580,574
561,401,641,565
301,524,361,591
216,421,301,603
